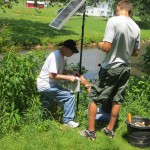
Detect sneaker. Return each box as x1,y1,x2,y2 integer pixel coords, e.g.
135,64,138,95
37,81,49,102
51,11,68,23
63,121,79,128
101,127,114,139
80,129,96,141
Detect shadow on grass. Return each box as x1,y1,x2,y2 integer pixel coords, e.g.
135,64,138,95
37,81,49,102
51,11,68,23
122,132,128,141
95,119,120,132
0,18,79,46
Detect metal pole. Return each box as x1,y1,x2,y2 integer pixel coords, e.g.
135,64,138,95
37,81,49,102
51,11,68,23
76,2,86,112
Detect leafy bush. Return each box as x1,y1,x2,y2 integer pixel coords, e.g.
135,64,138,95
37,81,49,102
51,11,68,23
66,61,88,75
141,46,150,73
0,0,18,11
0,50,48,133
0,21,14,53
121,75,150,120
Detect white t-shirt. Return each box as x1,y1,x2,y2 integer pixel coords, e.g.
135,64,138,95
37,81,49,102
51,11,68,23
37,50,65,92
101,15,140,69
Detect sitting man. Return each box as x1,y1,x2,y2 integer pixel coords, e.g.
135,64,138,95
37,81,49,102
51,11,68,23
37,39,80,128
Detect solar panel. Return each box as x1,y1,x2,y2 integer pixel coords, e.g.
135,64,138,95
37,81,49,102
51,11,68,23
49,0,86,30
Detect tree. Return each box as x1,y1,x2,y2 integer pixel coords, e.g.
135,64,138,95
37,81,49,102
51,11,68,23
135,0,150,28
0,0,18,11
112,0,150,28
0,0,75,10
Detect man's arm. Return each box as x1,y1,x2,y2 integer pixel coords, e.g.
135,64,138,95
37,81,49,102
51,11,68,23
98,42,112,52
49,72,77,82
132,49,139,56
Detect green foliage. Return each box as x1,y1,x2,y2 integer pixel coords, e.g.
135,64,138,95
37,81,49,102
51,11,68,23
141,46,150,73
23,96,43,124
66,61,88,75
0,51,149,149
132,0,150,29
0,50,89,134
0,50,49,133
0,21,14,53
121,75,150,120
112,0,150,29
0,0,18,11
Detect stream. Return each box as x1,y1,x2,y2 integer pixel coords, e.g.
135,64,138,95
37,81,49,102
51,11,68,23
67,42,150,80
1,42,149,80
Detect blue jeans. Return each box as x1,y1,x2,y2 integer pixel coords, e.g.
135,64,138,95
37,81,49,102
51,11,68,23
96,107,111,122
40,85,75,123
96,107,119,122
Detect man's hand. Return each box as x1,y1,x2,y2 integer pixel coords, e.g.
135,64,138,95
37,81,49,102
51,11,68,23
69,75,78,83
80,76,91,94
98,42,104,50
98,41,112,52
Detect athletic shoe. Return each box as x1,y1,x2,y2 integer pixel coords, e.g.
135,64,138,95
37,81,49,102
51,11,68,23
80,129,96,141
101,127,115,139
63,121,79,128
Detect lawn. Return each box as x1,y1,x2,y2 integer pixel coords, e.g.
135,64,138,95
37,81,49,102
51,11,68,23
0,119,149,150
0,1,150,49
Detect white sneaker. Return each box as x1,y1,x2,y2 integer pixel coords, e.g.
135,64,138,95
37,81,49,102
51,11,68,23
63,121,79,128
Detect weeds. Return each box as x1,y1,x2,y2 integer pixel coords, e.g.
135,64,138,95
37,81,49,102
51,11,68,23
0,50,48,134
0,50,149,150
141,46,150,73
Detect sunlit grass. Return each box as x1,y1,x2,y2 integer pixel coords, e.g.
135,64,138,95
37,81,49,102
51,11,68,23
0,120,149,150
0,1,149,48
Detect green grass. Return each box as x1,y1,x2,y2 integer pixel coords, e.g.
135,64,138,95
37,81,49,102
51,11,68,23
0,120,149,150
0,1,149,48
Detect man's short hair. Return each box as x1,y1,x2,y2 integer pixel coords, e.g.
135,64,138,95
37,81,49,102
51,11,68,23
117,0,132,16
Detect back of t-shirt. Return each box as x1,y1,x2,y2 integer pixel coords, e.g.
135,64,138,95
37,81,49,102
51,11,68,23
101,15,140,69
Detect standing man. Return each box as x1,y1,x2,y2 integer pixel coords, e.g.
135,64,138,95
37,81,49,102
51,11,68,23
37,39,80,128
82,0,140,140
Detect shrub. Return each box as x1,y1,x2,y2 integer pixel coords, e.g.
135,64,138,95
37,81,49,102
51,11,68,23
0,21,14,53
121,75,150,120
141,46,150,73
0,50,48,133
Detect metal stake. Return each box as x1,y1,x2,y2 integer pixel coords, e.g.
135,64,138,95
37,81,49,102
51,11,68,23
76,2,86,112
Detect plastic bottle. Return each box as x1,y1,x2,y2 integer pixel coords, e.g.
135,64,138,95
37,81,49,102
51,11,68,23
128,113,132,123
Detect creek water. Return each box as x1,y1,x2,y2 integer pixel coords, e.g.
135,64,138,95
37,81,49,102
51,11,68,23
66,48,105,80
67,43,149,80
1,42,148,80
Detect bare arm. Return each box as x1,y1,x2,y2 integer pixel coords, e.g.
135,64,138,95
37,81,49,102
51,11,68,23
132,49,139,57
49,72,77,82
98,42,112,52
